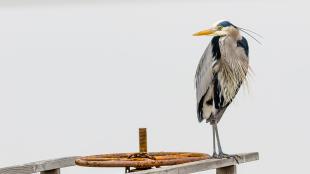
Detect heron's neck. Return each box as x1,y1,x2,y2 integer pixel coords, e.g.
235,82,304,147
226,29,242,41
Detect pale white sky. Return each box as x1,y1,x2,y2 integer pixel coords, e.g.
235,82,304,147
0,1,309,174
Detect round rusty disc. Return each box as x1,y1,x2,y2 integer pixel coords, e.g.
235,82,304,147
75,152,210,168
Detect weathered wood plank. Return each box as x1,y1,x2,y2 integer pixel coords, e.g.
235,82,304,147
0,156,79,174
131,152,259,174
216,165,236,174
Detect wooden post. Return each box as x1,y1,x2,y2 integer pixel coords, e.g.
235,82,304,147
40,169,60,174
216,165,236,174
139,128,147,153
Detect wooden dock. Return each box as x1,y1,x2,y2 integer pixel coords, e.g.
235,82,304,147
131,152,259,174
0,152,258,174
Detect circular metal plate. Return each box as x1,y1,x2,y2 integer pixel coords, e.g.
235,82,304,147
75,152,210,168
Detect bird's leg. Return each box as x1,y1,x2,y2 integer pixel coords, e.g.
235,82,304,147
214,122,223,154
212,124,218,158
214,123,240,163
208,116,218,158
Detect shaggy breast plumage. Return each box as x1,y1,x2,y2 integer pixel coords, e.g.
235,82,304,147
212,36,249,107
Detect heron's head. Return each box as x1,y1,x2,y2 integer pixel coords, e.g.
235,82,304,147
193,20,240,38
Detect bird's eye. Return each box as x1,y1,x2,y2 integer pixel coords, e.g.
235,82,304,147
218,26,223,30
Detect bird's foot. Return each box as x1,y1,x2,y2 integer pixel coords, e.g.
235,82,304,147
218,152,241,164
210,152,218,159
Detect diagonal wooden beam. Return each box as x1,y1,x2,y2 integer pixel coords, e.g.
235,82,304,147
0,156,79,174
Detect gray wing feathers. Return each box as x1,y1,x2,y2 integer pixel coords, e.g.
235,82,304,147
195,44,214,102
195,44,215,119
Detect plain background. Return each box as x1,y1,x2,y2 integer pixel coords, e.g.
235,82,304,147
0,1,309,174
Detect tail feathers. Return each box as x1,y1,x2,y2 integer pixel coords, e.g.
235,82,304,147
208,106,228,124
214,106,228,123
197,105,204,122
202,103,212,121
197,94,205,122
197,95,213,122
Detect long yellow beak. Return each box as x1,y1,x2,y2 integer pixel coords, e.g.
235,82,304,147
193,28,215,36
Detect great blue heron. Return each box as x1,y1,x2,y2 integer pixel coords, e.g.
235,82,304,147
193,20,250,159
